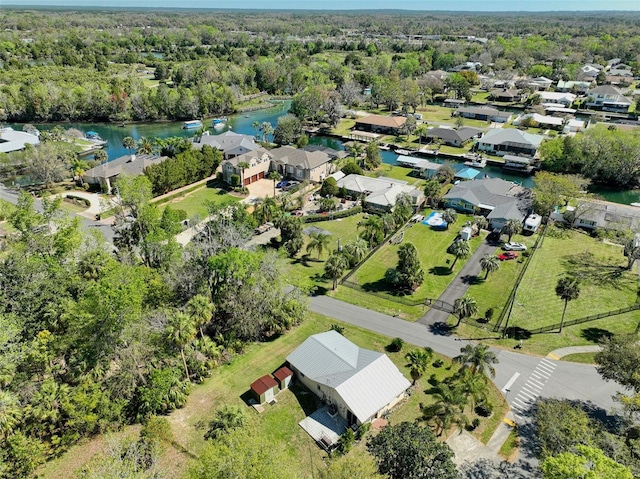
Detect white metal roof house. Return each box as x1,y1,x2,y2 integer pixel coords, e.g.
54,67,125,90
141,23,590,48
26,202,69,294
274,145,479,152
288,331,410,438
585,85,632,113
537,91,577,107
0,127,40,154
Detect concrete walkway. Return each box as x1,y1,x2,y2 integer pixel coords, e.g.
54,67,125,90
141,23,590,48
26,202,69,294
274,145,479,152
418,239,498,325
546,345,602,360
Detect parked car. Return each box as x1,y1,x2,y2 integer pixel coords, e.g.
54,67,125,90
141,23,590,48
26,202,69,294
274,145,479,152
487,228,502,243
498,251,519,261
276,180,288,189
502,242,527,251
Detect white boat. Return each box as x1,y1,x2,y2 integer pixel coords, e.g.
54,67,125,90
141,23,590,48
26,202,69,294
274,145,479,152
395,149,411,155
183,120,203,129
212,117,227,128
630,203,640,207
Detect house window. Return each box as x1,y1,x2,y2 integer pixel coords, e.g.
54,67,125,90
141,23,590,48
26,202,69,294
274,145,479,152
296,170,303,179
579,219,596,227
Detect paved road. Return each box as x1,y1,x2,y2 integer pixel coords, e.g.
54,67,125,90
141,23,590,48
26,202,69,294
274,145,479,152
0,186,116,243
418,239,498,325
310,295,620,461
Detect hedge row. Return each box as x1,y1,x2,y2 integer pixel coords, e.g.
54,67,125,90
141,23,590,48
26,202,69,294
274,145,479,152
303,205,362,223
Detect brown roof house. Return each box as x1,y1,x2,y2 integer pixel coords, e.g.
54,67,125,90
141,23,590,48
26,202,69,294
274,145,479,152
354,115,407,135
250,374,279,405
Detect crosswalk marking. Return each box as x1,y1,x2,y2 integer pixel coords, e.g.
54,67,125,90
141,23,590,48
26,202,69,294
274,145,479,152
507,357,557,422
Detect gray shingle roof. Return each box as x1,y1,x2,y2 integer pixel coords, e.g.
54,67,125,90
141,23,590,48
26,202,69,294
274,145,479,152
444,178,528,222
287,331,410,423
425,127,482,143
478,129,543,149
270,145,332,170
192,130,259,157
84,154,168,179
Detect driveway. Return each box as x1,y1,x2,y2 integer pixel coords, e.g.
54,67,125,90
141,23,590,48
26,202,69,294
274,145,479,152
418,239,498,325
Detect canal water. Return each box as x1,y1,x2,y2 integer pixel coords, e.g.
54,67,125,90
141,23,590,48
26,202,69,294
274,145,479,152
9,102,635,203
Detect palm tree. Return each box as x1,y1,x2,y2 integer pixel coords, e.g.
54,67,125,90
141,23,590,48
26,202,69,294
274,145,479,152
381,213,396,237
167,312,197,380
259,121,274,143
70,157,88,186
449,240,471,271
324,252,348,290
306,232,331,259
268,170,282,197
423,180,442,207
415,124,428,146
359,215,384,248
254,197,279,224
453,296,478,327
480,254,500,279
0,391,21,440
442,208,458,228
94,149,108,164
122,136,136,158
502,218,522,242
343,237,368,267
186,294,215,338
347,141,365,161
555,276,580,333
252,121,260,138
420,382,468,436
137,136,154,155
453,343,498,379
624,237,640,270
455,368,489,410
237,161,250,188
404,347,434,385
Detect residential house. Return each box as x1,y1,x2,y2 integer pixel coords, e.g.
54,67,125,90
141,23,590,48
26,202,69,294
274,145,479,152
269,145,335,183
609,64,633,77
443,98,467,108
555,80,592,94
489,89,522,102
221,148,271,186
586,85,632,112
353,115,407,135
336,174,422,212
563,119,586,133
443,177,530,230
287,330,410,430
512,113,564,130
476,129,543,157
83,154,168,193
192,130,260,159
423,127,483,147
455,106,512,123
579,63,604,80
450,61,482,72
0,127,40,154
567,200,640,232
537,91,577,107
528,76,554,90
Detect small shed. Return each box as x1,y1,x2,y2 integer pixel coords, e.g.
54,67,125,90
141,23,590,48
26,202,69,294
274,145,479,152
274,366,293,391
454,167,481,181
250,375,278,404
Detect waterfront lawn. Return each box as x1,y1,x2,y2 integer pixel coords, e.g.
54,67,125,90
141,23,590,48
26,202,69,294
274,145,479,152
415,105,489,129
348,211,484,317
375,164,424,185
159,185,238,220
455,227,640,356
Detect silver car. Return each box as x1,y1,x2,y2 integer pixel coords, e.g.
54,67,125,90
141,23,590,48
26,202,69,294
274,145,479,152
502,242,527,251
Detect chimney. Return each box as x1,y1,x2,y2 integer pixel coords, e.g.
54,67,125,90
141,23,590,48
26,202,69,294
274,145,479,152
130,154,136,161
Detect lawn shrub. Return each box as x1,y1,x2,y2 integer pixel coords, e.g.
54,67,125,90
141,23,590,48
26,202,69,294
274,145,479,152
388,337,404,352
303,206,362,223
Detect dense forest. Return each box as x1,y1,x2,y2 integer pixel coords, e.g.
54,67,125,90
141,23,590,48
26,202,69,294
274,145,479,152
1,9,639,122
0,179,308,477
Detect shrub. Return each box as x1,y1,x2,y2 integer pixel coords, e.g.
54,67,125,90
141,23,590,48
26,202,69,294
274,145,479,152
336,427,355,455
303,205,362,223
355,422,371,441
432,359,444,368
475,400,493,417
205,405,248,441
330,324,345,335
140,416,173,450
388,337,404,352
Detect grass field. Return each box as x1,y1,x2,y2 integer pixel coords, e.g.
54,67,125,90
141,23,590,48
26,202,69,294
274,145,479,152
455,227,640,356
284,213,366,291
40,312,507,479
159,186,239,220
375,164,425,185
347,210,483,318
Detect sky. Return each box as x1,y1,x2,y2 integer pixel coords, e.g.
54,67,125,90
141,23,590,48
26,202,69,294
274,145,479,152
9,1,640,11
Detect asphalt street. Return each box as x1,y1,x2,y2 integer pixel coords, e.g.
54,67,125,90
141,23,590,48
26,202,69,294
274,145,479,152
310,295,620,423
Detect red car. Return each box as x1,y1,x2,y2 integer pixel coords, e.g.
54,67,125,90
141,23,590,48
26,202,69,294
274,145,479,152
498,251,518,261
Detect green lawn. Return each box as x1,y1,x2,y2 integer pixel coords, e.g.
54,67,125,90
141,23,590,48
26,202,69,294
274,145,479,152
159,186,239,220
375,164,425,185
415,105,490,129
455,227,640,356
40,311,507,478
347,210,484,319
284,213,367,292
